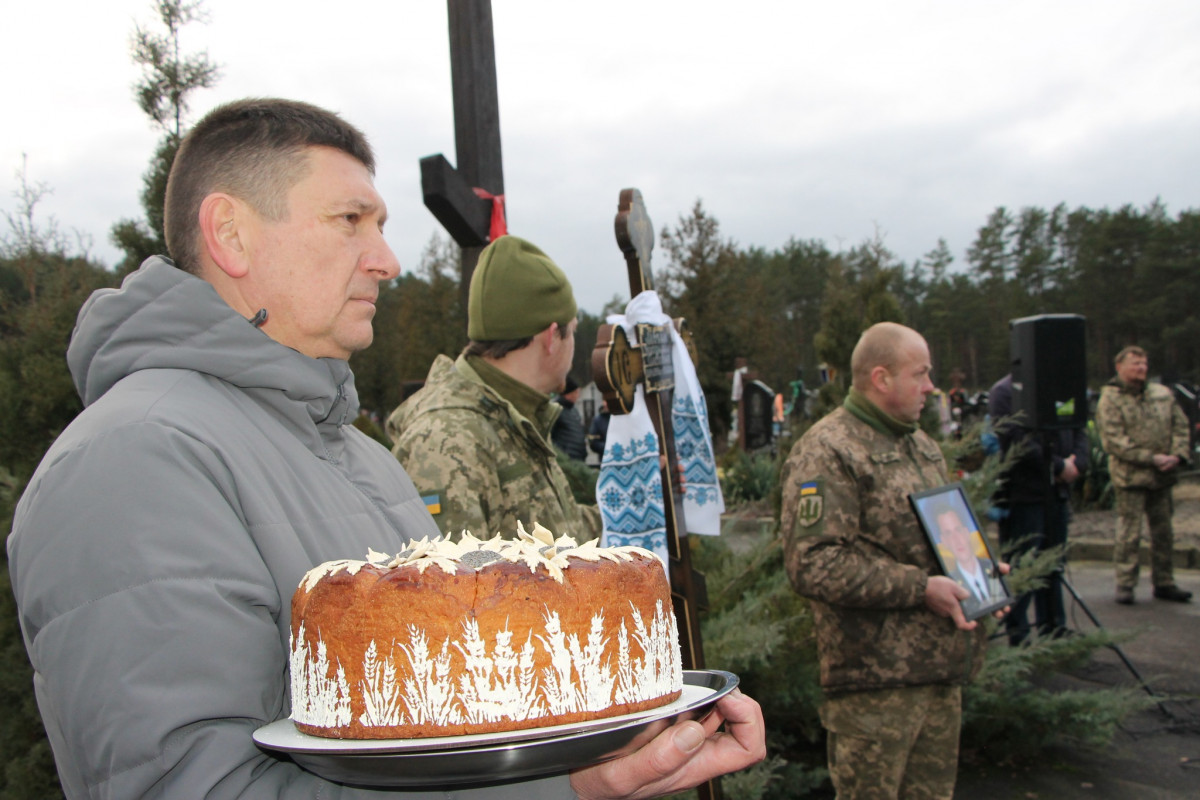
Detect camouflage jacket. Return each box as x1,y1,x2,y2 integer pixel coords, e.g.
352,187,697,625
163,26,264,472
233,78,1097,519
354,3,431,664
1096,377,1191,490
387,354,601,541
780,405,987,694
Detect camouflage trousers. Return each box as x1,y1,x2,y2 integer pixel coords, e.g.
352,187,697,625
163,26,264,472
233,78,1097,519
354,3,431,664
820,685,961,800
1113,486,1176,590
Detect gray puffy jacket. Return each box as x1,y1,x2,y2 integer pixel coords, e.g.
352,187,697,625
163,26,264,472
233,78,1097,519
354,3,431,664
8,258,570,798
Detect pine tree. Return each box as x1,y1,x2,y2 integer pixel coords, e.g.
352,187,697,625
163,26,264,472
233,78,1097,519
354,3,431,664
1,161,113,800
110,0,220,273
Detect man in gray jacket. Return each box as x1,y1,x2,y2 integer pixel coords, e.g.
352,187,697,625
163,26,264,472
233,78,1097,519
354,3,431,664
7,98,763,799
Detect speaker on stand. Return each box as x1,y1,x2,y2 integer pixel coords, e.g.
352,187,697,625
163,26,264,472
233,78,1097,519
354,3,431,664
1009,314,1087,430
1007,314,1167,713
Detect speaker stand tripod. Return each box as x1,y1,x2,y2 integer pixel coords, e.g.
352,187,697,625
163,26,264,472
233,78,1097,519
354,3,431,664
1058,573,1171,716
1025,430,1171,717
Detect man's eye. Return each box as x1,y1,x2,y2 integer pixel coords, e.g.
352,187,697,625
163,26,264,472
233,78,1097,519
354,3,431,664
343,213,360,224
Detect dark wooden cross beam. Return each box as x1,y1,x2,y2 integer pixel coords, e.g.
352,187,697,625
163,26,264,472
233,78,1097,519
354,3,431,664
420,0,505,308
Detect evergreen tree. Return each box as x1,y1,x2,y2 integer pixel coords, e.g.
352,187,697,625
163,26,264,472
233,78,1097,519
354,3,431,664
353,233,467,417
110,0,220,273
1,162,113,800
660,201,752,442
812,238,904,397
755,238,833,395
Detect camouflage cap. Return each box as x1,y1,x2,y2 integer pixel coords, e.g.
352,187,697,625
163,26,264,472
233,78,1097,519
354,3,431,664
468,236,578,341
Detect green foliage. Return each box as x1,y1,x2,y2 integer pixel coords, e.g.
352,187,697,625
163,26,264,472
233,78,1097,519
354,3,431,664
961,630,1154,763
109,139,178,273
660,202,759,444
111,0,220,272
130,1,220,134
717,448,777,504
937,419,1006,512
555,449,597,507
997,541,1065,598
813,237,905,391
1077,422,1113,511
350,411,391,449
352,234,466,416
666,755,827,800
689,533,829,796
0,167,116,478
0,164,98,798
571,307,604,387
912,200,1200,389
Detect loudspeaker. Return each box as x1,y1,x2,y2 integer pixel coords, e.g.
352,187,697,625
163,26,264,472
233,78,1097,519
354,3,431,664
1009,314,1087,429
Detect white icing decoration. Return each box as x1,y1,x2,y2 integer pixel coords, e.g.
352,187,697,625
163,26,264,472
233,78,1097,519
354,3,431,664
290,601,682,730
300,559,368,593
299,524,660,594
289,623,351,727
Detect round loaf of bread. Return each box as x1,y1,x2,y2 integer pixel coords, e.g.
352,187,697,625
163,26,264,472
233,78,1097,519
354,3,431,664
289,524,683,739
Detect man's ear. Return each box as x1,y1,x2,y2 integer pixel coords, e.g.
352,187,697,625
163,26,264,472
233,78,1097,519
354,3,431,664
870,364,892,394
198,193,250,278
540,322,562,354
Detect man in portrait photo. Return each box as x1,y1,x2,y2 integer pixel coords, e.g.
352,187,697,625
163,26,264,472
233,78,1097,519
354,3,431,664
932,503,1002,617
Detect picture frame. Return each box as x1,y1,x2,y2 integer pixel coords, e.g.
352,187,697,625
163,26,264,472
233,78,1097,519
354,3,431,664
908,482,1011,621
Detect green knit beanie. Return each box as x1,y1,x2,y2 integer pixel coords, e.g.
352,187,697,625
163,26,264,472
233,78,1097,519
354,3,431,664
468,235,578,341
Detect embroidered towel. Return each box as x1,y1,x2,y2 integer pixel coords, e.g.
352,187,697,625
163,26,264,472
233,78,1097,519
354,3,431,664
598,291,724,569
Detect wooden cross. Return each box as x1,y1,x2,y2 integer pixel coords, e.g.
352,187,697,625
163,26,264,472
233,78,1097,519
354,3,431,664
420,0,506,308
593,190,720,800
592,188,710,672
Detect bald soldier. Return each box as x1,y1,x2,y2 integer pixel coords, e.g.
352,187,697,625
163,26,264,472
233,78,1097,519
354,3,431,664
388,236,602,541
781,322,1000,800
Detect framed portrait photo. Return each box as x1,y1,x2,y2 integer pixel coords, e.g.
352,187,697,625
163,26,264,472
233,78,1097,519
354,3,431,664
909,482,1011,621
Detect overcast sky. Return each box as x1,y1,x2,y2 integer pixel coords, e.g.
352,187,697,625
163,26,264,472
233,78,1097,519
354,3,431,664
4,1,1199,313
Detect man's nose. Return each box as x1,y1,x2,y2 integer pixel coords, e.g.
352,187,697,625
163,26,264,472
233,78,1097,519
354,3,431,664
366,236,401,281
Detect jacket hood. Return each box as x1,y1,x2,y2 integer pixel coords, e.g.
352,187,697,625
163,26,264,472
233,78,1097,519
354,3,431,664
68,257,357,427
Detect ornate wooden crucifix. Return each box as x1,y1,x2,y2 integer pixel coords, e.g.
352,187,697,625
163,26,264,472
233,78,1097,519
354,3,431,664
591,189,710,673
593,190,721,800
420,0,506,309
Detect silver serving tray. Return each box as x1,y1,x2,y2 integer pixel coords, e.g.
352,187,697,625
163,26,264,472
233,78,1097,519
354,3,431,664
253,669,737,788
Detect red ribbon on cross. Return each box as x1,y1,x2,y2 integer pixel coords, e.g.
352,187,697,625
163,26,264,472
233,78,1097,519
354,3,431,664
472,188,508,241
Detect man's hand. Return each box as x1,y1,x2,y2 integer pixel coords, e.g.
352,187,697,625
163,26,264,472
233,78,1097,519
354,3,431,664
659,455,687,493
926,566,1012,632
1152,454,1180,472
992,561,1012,620
1059,454,1079,484
570,689,766,800
925,576,975,630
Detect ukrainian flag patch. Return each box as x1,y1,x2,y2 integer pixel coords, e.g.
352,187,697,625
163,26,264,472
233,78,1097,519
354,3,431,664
422,493,442,516
796,479,823,528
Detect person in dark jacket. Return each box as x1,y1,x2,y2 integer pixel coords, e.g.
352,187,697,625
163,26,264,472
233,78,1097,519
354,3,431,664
7,98,764,800
588,398,611,457
551,375,588,461
988,372,1089,642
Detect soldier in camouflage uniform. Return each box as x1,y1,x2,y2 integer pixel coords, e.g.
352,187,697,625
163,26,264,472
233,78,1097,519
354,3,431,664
781,322,995,800
387,236,601,541
1096,346,1192,604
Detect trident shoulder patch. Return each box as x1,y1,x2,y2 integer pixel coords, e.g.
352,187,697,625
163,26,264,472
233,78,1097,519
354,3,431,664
796,479,824,528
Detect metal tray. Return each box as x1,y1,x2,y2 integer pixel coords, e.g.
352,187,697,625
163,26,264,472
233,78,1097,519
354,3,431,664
253,669,737,788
